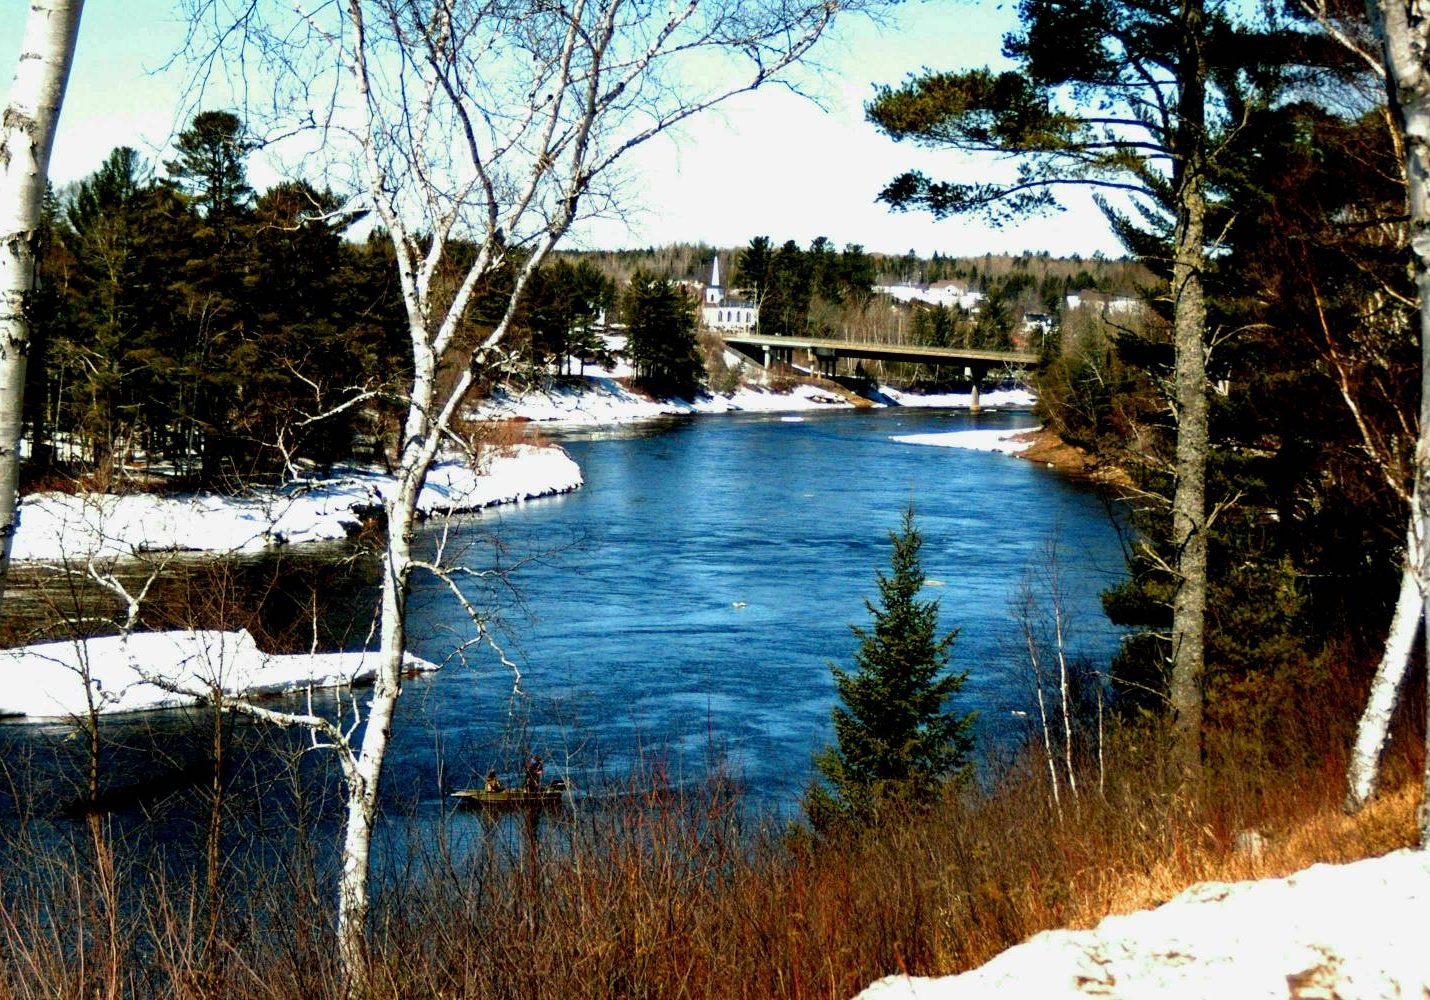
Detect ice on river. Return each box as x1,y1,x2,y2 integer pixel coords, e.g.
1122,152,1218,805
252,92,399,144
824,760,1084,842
0,628,441,720
11,444,583,563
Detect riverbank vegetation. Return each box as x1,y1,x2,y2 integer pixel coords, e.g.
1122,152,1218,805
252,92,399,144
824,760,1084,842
867,0,1425,820
0,700,1416,999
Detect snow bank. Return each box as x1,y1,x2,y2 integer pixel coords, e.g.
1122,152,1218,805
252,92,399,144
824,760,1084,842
880,387,1035,409
890,427,1038,456
856,849,1430,1000
0,629,440,720
476,376,854,425
12,444,582,563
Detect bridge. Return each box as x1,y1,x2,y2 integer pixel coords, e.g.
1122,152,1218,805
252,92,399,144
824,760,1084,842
720,333,1040,411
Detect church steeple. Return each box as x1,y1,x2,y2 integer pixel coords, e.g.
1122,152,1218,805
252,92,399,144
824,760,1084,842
705,254,722,305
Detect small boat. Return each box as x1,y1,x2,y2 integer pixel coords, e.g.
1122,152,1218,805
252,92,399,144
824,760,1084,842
451,781,570,808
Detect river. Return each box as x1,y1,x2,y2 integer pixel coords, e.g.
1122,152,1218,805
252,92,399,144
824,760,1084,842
384,405,1126,814
0,405,1126,837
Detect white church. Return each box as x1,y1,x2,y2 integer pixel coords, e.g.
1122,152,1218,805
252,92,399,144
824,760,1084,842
700,254,758,332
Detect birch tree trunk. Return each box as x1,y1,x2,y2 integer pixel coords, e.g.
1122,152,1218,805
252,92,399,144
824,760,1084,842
1358,0,1430,844
1168,0,1211,784
220,2,859,992
0,0,84,591
1346,554,1420,810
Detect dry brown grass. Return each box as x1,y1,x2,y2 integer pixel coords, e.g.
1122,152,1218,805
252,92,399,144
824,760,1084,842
0,719,1419,999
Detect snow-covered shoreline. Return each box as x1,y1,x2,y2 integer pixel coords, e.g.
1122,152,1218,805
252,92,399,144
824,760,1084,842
890,426,1038,456
11,379,1034,566
12,443,583,564
0,628,441,720
476,373,1035,426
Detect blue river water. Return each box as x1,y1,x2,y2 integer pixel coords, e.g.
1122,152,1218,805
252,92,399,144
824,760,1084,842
0,405,1127,850
379,405,1127,814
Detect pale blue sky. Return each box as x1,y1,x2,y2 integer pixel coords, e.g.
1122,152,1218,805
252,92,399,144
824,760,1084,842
2,1,1124,258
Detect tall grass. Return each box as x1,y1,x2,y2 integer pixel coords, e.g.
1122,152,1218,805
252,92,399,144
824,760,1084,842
0,713,1419,1000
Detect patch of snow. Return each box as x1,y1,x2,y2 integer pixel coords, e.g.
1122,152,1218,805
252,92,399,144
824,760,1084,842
0,629,440,720
879,387,1036,409
890,428,1038,456
476,376,856,425
12,444,582,563
856,849,1430,1000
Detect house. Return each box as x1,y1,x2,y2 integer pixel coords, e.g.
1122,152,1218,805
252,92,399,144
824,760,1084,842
700,254,758,331
875,281,983,311
1065,289,1141,315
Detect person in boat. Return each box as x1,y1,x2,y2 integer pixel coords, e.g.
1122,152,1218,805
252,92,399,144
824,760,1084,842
524,753,544,792
484,769,504,794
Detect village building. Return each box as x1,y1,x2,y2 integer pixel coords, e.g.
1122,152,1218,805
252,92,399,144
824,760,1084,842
1065,289,1141,314
700,254,758,331
875,280,984,312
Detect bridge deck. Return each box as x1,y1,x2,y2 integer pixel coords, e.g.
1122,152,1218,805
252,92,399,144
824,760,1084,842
721,332,1038,368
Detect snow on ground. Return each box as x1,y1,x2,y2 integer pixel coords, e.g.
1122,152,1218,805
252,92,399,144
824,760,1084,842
12,443,582,563
880,386,1036,409
890,427,1038,456
856,849,1430,1000
0,629,441,720
475,376,853,425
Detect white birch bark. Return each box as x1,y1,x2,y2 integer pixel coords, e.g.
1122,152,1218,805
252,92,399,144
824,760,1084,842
1359,0,1430,843
0,0,84,590
1345,554,1420,810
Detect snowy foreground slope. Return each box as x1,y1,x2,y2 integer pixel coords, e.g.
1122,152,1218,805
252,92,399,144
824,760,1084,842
0,629,440,719
856,849,1430,1000
12,444,582,562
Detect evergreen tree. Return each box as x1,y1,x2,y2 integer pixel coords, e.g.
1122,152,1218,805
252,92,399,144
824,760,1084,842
621,269,703,397
807,507,975,831
760,239,813,337
734,235,773,303
165,110,254,222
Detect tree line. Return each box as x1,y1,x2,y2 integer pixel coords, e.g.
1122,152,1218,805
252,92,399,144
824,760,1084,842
26,114,758,487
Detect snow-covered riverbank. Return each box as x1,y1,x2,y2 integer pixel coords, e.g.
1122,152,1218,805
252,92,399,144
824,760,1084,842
891,426,1038,455
0,629,441,720
476,373,1034,426
13,444,582,564
477,376,856,424
12,378,1036,566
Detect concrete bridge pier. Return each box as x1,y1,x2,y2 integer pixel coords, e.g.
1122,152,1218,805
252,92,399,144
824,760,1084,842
968,364,989,414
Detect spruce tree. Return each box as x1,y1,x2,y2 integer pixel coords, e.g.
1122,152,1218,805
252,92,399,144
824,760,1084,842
807,507,975,831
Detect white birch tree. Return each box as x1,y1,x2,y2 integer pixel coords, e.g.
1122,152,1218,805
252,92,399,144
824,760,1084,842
180,0,874,989
0,0,84,591
1339,0,1430,838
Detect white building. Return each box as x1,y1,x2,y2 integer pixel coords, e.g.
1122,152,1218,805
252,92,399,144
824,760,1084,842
1065,289,1141,315
700,254,758,331
875,280,984,311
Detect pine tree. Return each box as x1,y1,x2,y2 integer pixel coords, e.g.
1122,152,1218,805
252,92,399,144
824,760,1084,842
807,507,976,831
621,269,703,398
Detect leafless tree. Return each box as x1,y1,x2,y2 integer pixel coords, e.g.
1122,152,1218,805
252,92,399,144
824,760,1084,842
177,0,878,988
1322,0,1430,840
